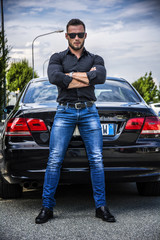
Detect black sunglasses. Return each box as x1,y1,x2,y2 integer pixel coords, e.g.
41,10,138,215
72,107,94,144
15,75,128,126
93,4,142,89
67,32,85,39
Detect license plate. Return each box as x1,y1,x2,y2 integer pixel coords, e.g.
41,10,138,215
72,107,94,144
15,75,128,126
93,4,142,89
101,123,115,136
73,124,115,136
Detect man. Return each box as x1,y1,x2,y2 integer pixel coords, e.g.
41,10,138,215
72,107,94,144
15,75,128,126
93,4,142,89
35,19,116,224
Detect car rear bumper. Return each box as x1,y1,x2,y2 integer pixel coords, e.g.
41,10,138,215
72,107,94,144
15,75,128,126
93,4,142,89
1,166,160,186
1,144,160,185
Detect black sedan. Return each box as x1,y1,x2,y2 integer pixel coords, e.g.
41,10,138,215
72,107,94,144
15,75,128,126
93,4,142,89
1,77,160,199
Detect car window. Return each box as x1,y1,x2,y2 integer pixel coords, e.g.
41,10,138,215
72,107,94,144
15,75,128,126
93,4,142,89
23,79,141,103
23,81,58,103
95,80,141,102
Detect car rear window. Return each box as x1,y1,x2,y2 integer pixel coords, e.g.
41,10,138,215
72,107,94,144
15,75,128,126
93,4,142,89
23,80,58,103
95,80,141,102
23,79,141,103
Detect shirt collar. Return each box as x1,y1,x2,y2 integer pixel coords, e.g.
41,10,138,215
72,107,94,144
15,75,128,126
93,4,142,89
65,47,89,56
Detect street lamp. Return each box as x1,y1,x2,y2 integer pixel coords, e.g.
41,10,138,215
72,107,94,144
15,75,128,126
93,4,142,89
32,30,64,79
43,59,49,77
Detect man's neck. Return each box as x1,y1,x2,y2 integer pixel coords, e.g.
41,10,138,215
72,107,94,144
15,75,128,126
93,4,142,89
68,46,84,59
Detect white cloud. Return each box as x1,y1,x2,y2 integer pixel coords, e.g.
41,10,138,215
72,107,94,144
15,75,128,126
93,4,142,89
5,0,88,13
4,0,160,83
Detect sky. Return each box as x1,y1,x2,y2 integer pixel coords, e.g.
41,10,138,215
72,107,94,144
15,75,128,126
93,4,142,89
2,0,160,84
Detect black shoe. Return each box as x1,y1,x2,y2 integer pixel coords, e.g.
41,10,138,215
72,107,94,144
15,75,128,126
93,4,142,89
35,207,53,224
96,206,116,222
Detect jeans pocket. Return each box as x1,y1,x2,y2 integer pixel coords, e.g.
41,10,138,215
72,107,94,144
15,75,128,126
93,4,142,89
87,104,98,113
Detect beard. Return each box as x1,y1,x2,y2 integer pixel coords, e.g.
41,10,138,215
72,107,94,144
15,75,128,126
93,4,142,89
68,40,85,51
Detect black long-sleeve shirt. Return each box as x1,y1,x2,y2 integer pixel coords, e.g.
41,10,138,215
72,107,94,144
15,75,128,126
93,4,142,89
48,48,106,103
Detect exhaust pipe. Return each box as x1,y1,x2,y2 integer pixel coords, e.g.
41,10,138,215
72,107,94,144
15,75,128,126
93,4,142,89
31,181,38,188
23,181,39,189
23,182,31,189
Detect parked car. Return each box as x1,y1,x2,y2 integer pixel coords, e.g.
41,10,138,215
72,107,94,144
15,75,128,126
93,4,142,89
150,102,160,116
1,77,160,199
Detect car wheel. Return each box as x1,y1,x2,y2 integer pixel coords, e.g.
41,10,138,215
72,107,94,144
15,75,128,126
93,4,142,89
0,174,22,199
136,181,160,196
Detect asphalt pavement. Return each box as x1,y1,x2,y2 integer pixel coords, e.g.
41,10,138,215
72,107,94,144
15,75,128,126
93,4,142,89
0,183,160,240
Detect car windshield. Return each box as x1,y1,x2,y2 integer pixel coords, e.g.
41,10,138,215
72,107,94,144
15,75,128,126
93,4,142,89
23,79,141,103
95,80,141,102
23,80,58,103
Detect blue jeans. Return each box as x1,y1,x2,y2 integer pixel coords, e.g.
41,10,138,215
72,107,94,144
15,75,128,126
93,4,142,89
42,103,106,209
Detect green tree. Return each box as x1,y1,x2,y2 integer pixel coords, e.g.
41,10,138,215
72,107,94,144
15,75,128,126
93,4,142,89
0,31,10,120
132,72,160,104
7,59,38,92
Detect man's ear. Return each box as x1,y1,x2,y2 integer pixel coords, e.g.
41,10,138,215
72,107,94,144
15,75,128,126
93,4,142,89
65,33,68,40
85,33,87,39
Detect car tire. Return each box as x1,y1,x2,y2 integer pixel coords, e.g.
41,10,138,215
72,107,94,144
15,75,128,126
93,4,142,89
136,181,160,196
0,174,22,199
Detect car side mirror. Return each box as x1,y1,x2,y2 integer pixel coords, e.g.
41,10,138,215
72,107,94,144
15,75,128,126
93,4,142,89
3,105,14,114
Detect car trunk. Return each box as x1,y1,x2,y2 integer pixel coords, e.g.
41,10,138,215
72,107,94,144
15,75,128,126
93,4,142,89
20,102,153,147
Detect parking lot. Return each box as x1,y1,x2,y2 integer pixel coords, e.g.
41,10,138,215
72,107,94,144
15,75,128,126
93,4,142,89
0,183,160,240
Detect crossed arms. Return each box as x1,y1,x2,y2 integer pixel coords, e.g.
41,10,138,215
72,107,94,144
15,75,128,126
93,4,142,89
66,67,96,89
48,53,106,89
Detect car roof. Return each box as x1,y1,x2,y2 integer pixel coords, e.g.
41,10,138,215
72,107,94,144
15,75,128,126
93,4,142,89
31,76,127,83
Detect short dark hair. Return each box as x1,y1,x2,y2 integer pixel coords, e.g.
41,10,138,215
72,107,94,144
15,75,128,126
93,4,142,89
66,19,86,32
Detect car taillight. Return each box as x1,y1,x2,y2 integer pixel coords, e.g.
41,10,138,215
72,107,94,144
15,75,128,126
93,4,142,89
5,118,47,136
27,118,47,131
141,116,160,134
5,118,31,136
125,118,145,130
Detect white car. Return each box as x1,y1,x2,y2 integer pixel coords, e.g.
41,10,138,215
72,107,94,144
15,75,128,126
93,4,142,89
150,103,160,116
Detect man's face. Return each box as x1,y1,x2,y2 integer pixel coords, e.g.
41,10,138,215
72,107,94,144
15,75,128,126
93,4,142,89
65,25,87,51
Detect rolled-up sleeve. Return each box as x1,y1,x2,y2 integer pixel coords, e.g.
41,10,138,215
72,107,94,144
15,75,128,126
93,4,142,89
47,53,72,88
87,55,106,85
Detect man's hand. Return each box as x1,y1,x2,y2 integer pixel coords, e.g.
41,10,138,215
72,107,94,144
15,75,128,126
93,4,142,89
66,67,96,89
90,67,96,71
67,79,89,89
